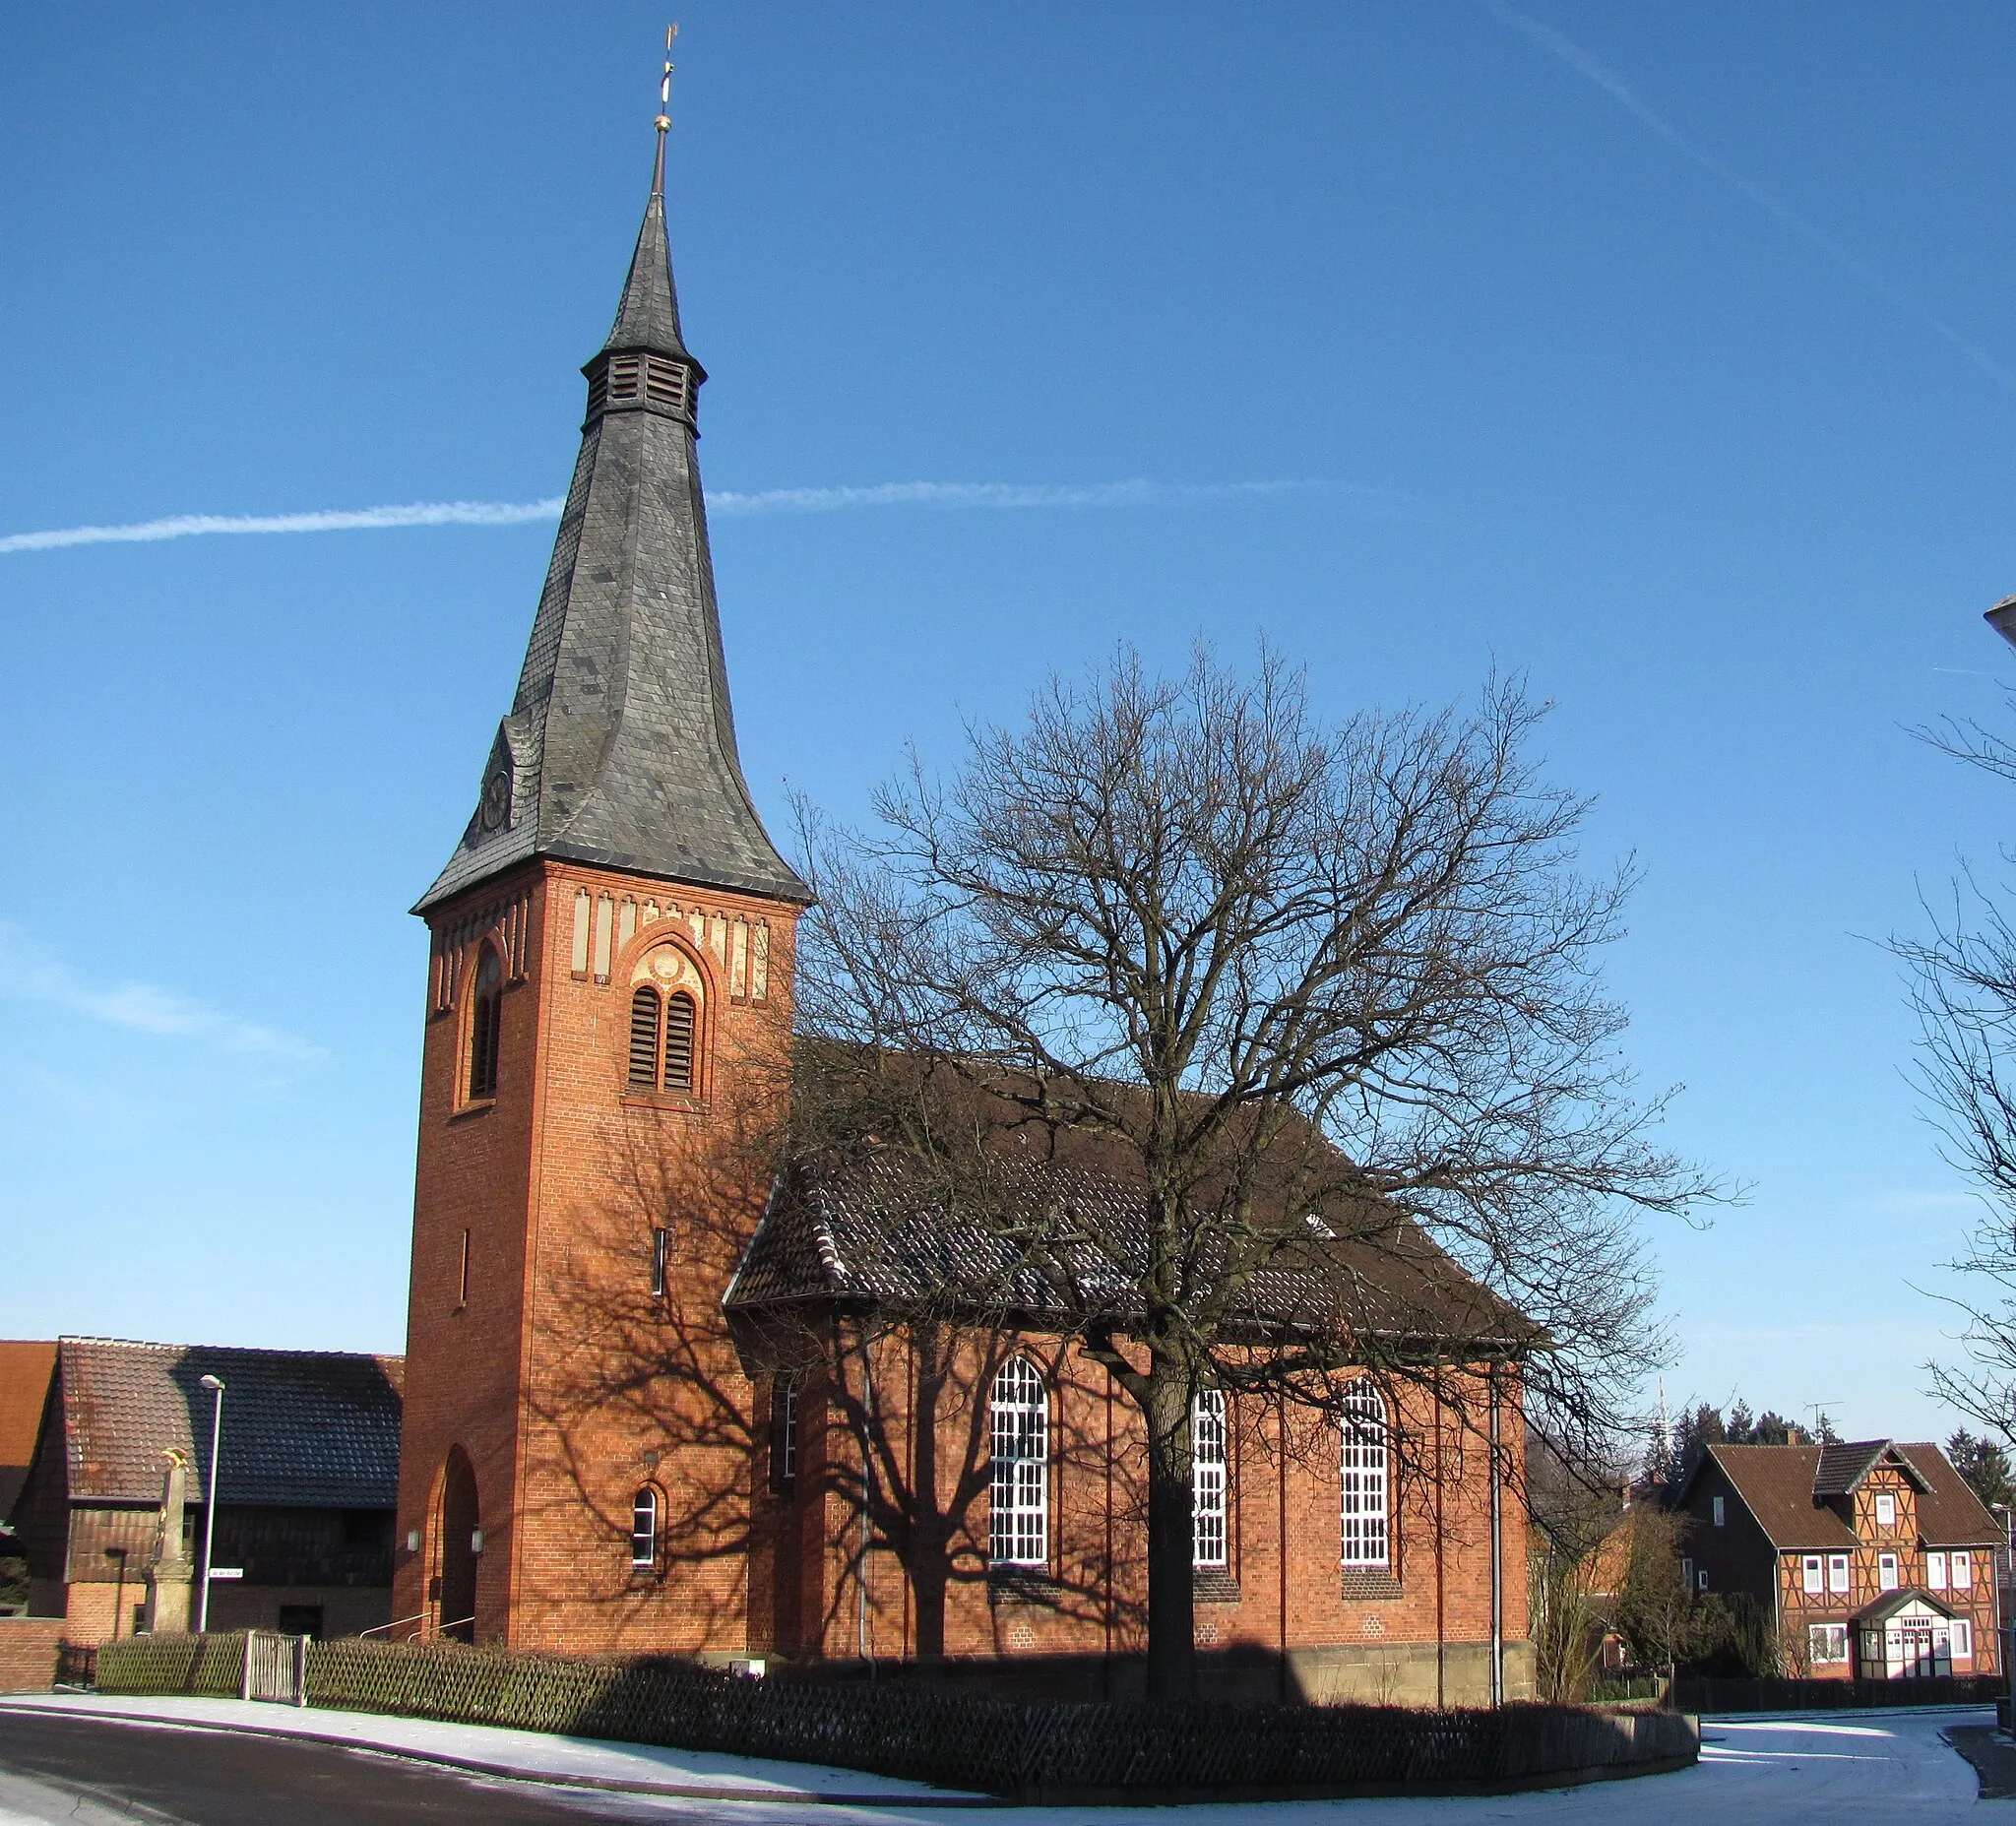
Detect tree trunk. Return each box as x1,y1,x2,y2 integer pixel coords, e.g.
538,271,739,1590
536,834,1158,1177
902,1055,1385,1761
909,1323,949,1658
1143,1350,1196,1702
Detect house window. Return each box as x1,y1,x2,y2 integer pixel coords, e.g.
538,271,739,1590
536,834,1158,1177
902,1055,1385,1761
1952,1550,1973,1589
1927,1550,1947,1590
1828,1553,1850,1593
989,1356,1048,1567
1809,1623,1850,1665
1340,1380,1390,1568
1879,1552,1900,1591
770,1381,798,1491
468,946,502,1101
1712,1495,1726,1527
1875,1492,1896,1528
630,1486,661,1570
650,1227,670,1296
1681,1557,1693,1592
1697,1568,1709,1592
1193,1390,1228,1569
1802,1554,1823,1594
1954,1618,1974,1658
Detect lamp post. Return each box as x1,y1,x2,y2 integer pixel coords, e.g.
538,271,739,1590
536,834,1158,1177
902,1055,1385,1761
195,1374,224,1634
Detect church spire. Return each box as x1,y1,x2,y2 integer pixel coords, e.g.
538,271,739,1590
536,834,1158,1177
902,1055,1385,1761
417,68,806,913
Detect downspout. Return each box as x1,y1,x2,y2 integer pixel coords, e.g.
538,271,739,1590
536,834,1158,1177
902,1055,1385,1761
1435,1378,1446,1712
857,1330,874,1669
1277,1392,1290,1702
1488,1365,1503,1708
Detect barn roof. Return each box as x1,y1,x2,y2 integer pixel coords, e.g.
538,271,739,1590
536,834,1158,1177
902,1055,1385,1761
52,1338,403,1509
0,1341,56,1520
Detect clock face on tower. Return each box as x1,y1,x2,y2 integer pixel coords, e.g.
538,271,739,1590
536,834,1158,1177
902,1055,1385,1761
479,767,511,832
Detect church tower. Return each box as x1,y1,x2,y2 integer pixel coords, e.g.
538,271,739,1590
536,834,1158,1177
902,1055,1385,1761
393,107,807,1652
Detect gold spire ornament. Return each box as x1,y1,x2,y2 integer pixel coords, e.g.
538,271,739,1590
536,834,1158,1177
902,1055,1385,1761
657,24,677,134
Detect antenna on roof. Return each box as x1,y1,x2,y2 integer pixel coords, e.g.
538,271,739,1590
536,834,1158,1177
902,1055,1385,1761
654,25,678,195
1806,1400,1841,1440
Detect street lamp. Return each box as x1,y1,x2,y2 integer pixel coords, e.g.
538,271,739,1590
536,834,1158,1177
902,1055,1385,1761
195,1374,224,1634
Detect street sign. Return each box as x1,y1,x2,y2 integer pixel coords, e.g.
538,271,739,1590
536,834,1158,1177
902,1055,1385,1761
208,1568,244,1581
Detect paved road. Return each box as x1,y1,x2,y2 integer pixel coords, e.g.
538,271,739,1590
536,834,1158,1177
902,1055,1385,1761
0,1705,1995,1823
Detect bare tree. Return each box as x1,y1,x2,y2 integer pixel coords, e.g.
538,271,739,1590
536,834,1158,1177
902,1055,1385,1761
790,645,1713,1700
1896,712,2016,1446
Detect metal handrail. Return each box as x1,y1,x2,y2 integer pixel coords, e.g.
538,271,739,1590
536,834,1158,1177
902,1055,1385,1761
356,1611,474,1645
357,1611,428,1640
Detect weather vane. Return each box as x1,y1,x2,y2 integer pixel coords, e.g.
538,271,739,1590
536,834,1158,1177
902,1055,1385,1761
658,25,677,135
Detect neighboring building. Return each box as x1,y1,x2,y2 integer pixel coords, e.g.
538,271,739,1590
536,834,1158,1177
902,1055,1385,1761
9,1338,403,1644
391,110,1537,1704
0,1343,56,1525
1671,1440,2001,1680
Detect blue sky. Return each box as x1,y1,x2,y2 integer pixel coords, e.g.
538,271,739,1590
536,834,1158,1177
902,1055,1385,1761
5,4,2015,1448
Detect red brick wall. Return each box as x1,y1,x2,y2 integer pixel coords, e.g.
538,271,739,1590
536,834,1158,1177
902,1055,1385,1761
396,859,797,1654
0,1619,68,1691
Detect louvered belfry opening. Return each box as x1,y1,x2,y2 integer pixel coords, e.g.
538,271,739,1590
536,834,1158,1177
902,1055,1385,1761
662,991,696,1092
468,947,502,1101
628,985,662,1086
584,350,692,428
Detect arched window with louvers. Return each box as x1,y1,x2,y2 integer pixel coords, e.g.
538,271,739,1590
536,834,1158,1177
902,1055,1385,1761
989,1356,1049,1567
623,946,706,1099
466,944,503,1102
1339,1379,1390,1569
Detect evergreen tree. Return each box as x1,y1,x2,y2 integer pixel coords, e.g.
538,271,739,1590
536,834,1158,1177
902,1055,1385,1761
1947,1429,2015,1510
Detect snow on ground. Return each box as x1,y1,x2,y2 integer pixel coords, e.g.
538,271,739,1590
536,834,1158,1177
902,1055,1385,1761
0,1695,1996,1822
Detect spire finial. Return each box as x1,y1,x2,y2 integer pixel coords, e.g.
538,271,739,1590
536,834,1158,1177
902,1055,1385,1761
654,24,677,195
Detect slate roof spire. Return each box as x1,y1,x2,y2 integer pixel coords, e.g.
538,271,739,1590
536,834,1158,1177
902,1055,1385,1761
417,95,808,913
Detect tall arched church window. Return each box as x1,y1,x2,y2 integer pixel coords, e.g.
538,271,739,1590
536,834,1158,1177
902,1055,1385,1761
629,985,662,1086
468,947,502,1101
989,1356,1048,1567
662,991,696,1092
1340,1379,1389,1567
630,1485,661,1570
1193,1390,1228,1569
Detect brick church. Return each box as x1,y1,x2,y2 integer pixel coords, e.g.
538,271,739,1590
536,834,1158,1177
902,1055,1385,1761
392,119,1533,1706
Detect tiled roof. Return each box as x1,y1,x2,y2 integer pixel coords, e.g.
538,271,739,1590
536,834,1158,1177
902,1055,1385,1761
1813,1438,1926,1497
726,1150,1530,1351
0,1341,56,1520
1696,1441,2002,1550
58,1338,403,1509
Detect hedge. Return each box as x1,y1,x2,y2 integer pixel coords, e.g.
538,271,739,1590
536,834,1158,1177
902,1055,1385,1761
97,1635,1696,1800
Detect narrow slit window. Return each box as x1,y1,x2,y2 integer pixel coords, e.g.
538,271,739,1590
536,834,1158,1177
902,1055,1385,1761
629,985,662,1086
662,992,696,1092
457,1228,470,1309
771,1382,798,1490
468,948,502,1101
651,1227,670,1297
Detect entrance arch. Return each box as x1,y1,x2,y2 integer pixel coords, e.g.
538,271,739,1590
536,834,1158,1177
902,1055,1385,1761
429,1446,479,1643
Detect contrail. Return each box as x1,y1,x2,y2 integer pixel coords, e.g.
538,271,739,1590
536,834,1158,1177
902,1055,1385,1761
1484,0,2014,390
0,478,1391,556
0,497,567,554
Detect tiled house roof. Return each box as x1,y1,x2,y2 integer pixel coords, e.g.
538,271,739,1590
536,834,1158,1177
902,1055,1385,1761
1691,1441,2002,1550
0,1341,57,1519
56,1338,403,1509
726,1150,1532,1352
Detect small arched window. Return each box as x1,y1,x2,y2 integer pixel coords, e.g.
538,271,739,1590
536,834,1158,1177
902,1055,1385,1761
630,1484,661,1570
629,985,662,1086
1340,1379,1389,1568
989,1356,1049,1567
468,947,502,1101
662,991,696,1092
1193,1390,1228,1569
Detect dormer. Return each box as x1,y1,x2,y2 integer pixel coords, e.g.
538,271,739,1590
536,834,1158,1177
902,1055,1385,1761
1811,1439,1930,1542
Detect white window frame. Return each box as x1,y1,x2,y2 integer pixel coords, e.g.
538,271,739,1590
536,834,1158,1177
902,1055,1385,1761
1875,1491,1896,1527
1712,1495,1726,1527
1697,1568,1709,1592
1192,1390,1228,1570
630,1485,660,1569
1808,1622,1850,1666
1954,1618,1974,1658
1339,1380,1390,1569
1801,1554,1823,1594
1828,1553,1850,1593
1927,1550,1947,1591
1879,1551,1900,1592
1953,1550,1973,1589
989,1356,1049,1567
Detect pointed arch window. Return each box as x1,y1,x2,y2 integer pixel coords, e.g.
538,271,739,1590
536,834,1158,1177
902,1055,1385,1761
468,947,502,1101
989,1356,1049,1567
630,1485,662,1570
1340,1379,1389,1568
1193,1390,1228,1569
626,982,699,1095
